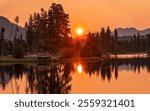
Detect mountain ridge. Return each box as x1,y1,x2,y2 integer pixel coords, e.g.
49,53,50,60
116,27,150,37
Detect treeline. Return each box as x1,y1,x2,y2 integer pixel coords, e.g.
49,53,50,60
1,3,150,59
0,19,26,58
80,27,150,57
21,2,150,58
25,3,120,58
1,37,26,58
1,3,74,58
117,34,150,53
80,27,118,57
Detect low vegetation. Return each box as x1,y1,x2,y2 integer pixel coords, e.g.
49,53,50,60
13,41,25,58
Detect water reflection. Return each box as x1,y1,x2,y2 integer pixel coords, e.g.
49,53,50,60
0,57,150,94
81,58,150,81
0,63,74,94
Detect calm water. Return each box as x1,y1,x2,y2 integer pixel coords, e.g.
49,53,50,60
0,57,150,94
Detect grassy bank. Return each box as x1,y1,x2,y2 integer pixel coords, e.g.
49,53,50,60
0,56,37,64
0,56,109,64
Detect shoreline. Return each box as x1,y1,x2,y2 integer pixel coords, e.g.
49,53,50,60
0,56,37,64
0,53,149,64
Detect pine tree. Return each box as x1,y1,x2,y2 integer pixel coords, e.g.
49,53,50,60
99,28,106,53
25,15,35,53
13,40,25,58
106,26,111,52
47,3,71,54
106,27,111,39
147,34,150,51
114,28,118,54
133,34,137,52
37,9,48,52
137,33,140,52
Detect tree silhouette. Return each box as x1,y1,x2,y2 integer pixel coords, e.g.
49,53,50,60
25,3,73,55
114,28,118,54
47,3,71,53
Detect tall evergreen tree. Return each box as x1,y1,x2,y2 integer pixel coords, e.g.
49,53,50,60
106,26,112,52
37,9,48,52
47,3,71,54
114,28,118,54
137,33,140,52
99,28,106,53
25,15,35,53
133,34,137,52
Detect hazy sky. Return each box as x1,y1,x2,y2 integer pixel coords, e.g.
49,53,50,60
1,0,150,36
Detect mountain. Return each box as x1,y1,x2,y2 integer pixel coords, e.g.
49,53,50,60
116,27,150,36
0,16,26,41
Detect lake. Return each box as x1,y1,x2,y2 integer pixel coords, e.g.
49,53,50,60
0,56,150,94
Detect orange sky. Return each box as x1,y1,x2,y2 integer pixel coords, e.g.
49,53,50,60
1,0,150,36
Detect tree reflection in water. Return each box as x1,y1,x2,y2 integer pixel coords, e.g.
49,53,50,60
0,64,25,93
82,60,112,81
26,63,74,94
0,57,150,94
80,57,150,81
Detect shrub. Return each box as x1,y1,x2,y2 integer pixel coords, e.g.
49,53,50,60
61,47,75,59
80,45,102,58
13,42,25,58
91,44,102,57
80,46,92,58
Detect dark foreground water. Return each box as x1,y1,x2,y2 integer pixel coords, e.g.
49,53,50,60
0,57,150,94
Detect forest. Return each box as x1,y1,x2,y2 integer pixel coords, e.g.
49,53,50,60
1,3,150,59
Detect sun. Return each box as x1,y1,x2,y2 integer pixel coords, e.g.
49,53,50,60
77,64,83,73
76,27,84,36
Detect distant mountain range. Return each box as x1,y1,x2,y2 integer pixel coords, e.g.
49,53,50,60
116,27,150,37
